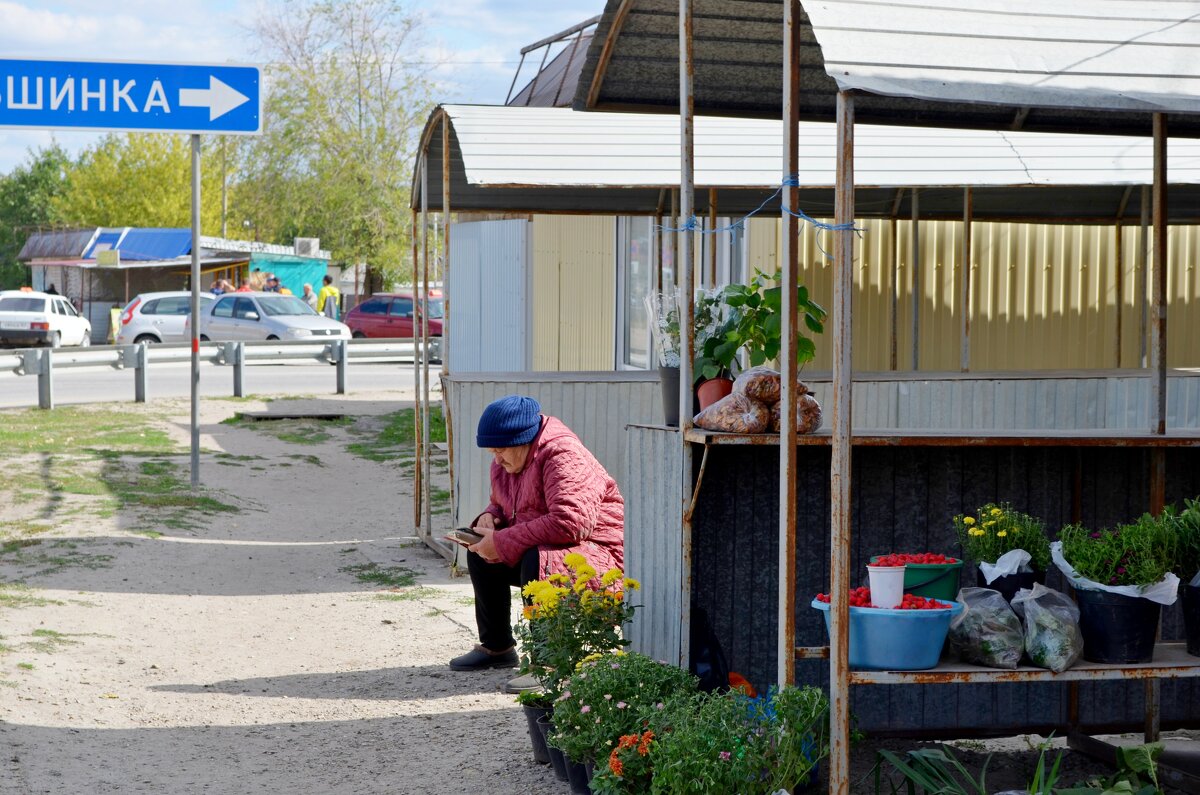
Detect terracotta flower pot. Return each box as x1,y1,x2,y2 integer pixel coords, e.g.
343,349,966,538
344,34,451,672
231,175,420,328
696,376,733,410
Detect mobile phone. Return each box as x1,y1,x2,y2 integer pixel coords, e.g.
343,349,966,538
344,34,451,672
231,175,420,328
445,528,484,547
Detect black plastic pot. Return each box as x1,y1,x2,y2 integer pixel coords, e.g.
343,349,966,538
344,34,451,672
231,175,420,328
1075,588,1161,664
566,759,592,795
521,703,551,765
1184,583,1200,657
975,569,1046,603
537,715,569,781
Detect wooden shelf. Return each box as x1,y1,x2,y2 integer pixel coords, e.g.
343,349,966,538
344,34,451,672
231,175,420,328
837,643,1200,685
685,428,1200,447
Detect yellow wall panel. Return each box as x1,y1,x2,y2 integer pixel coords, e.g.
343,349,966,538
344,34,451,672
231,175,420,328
531,215,616,371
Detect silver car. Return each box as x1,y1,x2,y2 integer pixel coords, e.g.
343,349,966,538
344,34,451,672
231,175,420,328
116,291,216,344
198,292,351,341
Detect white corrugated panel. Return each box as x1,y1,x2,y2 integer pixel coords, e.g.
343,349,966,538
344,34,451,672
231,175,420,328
443,105,1200,189
447,219,529,372
803,1,1200,114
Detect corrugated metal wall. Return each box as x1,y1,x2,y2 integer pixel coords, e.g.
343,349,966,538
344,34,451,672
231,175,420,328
742,219,1200,372
443,372,661,528
624,426,684,667
530,216,616,371
448,220,529,372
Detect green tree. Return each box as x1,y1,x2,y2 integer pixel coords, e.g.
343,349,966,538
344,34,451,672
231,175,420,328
53,133,225,230
0,145,70,289
239,0,439,287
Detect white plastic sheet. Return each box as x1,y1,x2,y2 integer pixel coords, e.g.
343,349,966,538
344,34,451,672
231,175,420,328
1050,541,1179,606
978,548,1032,584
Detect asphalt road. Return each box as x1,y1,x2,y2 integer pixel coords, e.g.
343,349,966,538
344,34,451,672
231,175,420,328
0,359,427,409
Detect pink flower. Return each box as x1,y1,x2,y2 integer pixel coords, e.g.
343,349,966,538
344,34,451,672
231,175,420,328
719,751,731,761
655,702,664,710
581,705,591,714
617,701,627,709
604,694,612,700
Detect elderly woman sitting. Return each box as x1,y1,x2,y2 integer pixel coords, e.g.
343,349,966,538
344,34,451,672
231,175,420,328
449,395,625,673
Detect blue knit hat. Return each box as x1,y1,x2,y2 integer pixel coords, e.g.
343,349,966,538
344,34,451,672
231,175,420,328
476,395,542,448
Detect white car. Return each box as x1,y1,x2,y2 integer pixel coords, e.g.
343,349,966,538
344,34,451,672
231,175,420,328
116,291,216,344
0,291,91,348
197,292,351,341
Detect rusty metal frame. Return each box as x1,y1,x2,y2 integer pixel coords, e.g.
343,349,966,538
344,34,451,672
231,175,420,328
412,208,423,530
420,142,433,545
677,0,696,671
441,113,456,522
960,186,972,372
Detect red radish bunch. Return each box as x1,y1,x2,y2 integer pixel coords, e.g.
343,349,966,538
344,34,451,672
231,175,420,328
871,552,957,567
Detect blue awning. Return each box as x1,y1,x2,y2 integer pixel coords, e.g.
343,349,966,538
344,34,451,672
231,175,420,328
82,229,126,259
111,228,193,261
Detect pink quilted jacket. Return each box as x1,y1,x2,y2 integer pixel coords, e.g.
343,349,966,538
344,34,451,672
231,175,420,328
482,415,624,580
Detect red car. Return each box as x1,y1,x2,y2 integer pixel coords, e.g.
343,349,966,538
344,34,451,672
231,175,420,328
344,291,443,339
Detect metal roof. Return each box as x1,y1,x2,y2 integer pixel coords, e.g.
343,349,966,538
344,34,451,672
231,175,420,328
112,228,194,261
572,0,1200,137
414,105,1200,220
16,228,97,260
509,32,593,107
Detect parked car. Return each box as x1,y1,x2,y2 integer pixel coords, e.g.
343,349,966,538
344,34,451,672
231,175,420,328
0,290,91,348
343,291,443,339
116,291,216,344
196,292,351,341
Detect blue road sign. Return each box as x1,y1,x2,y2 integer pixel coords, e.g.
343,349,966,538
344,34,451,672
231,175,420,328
0,58,261,135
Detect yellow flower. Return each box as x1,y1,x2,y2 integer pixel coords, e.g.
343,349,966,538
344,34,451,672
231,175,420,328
563,552,587,570
573,564,597,591
622,577,641,591
970,528,985,537
962,516,976,526
984,520,996,528
997,530,1008,537
990,507,1002,517
601,569,622,588
546,573,570,586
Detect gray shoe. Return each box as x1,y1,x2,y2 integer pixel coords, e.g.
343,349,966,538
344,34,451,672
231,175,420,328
504,673,544,694
449,645,518,671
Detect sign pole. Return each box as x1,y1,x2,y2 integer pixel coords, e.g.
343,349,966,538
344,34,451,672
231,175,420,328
190,134,201,489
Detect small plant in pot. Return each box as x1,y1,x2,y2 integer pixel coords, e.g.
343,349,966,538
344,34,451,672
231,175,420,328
953,502,1051,602
1056,513,1180,664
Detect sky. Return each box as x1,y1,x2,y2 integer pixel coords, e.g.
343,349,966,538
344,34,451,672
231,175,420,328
0,0,602,175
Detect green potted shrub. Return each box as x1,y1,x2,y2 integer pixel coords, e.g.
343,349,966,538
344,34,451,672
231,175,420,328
1174,498,1200,656
1056,513,1179,664
693,270,826,408
549,652,697,785
953,502,1052,602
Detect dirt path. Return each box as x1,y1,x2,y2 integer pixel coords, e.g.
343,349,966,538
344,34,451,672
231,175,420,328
0,390,1193,794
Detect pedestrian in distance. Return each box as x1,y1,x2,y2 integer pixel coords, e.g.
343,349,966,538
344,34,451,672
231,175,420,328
45,283,59,295
317,275,340,320
448,395,625,686
301,283,318,311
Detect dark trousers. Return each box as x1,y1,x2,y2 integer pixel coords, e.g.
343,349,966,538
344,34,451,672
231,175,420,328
466,546,541,652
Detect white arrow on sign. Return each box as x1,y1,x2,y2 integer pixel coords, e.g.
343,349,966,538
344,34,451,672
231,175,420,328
179,76,250,122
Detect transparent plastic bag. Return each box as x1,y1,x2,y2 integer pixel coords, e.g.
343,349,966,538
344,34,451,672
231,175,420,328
693,392,770,434
1011,583,1083,673
769,393,822,434
732,366,783,404
948,587,1024,669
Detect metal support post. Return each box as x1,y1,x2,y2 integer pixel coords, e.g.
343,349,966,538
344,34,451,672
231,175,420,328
37,349,53,410
911,189,921,370
335,339,347,395
135,343,149,403
678,0,696,669
189,134,201,489
226,342,244,397
960,186,972,372
1149,115,1168,517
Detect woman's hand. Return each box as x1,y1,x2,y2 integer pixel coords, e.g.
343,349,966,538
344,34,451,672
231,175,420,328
473,513,497,531
469,526,502,563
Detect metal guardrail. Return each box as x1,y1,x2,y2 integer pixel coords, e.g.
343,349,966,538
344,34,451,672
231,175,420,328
0,338,432,409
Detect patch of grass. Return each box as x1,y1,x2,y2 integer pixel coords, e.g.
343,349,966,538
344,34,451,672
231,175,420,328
286,454,323,467
215,452,263,462
16,662,33,670
106,459,238,516
454,596,475,607
0,406,179,455
338,547,358,554
373,586,447,602
340,563,418,588
0,680,17,687
222,414,353,446
27,628,79,653
0,583,62,609
346,406,445,462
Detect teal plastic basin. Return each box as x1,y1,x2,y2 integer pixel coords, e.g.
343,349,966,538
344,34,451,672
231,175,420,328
812,598,963,670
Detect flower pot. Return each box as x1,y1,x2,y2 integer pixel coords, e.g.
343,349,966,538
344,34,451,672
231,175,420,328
812,598,963,670
537,715,569,781
974,568,1046,603
696,376,733,410
566,759,592,794
1183,582,1200,657
521,703,551,765
659,365,680,426
1074,588,1161,664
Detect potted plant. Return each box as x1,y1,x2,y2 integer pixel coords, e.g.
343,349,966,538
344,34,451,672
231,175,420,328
514,556,640,780
953,502,1052,602
601,685,828,795
1056,513,1180,664
550,652,697,790
690,288,733,408
1174,497,1200,656
646,291,682,425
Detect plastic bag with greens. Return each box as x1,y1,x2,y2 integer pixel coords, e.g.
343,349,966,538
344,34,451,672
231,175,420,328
1010,583,1083,673
948,587,1024,669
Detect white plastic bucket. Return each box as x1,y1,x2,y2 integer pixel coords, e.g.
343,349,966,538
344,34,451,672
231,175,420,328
866,565,906,609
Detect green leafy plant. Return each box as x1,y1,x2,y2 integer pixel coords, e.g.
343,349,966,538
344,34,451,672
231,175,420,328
641,686,828,795
1055,742,1163,795
1174,497,1200,581
953,502,1052,571
1060,513,1177,588
514,555,639,703
872,745,991,795
550,651,697,764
